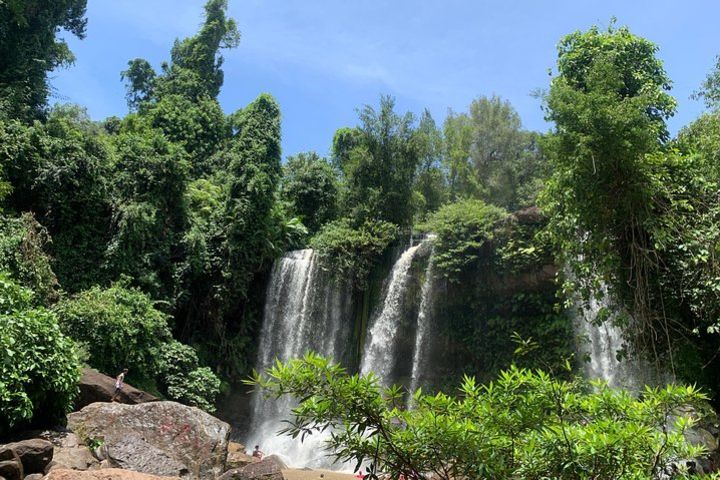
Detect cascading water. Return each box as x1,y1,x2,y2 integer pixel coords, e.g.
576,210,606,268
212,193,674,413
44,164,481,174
359,243,423,384
408,253,436,399
245,249,353,468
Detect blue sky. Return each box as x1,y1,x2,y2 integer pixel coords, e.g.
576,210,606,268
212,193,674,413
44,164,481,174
52,0,718,158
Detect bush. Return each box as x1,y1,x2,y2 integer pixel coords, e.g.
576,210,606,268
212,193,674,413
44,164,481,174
311,218,397,288
157,341,221,412
422,199,507,282
54,281,172,389
252,353,708,480
0,213,58,302
0,274,79,434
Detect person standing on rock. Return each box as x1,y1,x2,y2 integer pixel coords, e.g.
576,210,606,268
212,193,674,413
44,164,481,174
111,368,128,402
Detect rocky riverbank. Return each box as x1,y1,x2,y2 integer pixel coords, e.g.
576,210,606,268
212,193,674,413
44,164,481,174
0,369,358,480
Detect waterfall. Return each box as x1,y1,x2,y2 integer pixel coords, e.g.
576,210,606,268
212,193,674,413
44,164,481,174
409,252,436,398
245,249,353,468
360,243,423,384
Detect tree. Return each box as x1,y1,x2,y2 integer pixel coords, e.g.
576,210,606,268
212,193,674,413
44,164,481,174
341,96,420,228
443,96,545,210
413,110,446,221
0,0,87,120
251,353,707,480
540,23,676,359
280,152,339,235
121,59,156,111
54,281,173,390
106,129,189,300
0,105,114,293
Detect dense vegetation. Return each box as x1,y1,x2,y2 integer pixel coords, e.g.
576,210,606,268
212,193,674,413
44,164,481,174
2,4,720,476
251,353,707,480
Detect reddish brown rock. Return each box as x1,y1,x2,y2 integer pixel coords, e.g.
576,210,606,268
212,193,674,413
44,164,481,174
67,402,230,479
45,468,180,480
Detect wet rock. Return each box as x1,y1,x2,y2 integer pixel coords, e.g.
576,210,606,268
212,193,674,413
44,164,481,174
67,402,230,479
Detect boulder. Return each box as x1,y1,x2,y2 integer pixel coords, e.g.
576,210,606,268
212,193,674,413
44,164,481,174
0,458,22,480
225,443,256,470
52,444,99,472
76,369,158,409
218,456,286,480
3,439,52,474
45,468,181,480
67,402,230,479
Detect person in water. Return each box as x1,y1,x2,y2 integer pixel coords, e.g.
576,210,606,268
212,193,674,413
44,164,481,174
111,368,128,402
252,445,264,460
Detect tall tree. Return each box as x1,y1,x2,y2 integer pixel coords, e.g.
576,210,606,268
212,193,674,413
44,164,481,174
443,96,544,210
0,0,87,120
280,152,339,235
340,95,420,228
541,23,676,361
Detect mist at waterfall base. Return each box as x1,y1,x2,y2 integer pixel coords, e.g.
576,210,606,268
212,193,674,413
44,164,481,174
244,241,438,469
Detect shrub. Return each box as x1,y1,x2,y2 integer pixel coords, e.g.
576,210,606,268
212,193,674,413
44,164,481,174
0,274,79,434
422,199,507,282
252,353,708,480
54,281,172,389
157,341,221,412
311,218,397,288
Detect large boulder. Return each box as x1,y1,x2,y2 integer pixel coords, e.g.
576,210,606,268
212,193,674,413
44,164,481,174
3,439,53,474
67,402,230,480
76,368,158,408
218,456,286,480
45,468,181,480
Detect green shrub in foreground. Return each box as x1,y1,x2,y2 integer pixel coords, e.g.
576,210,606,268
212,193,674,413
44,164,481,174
0,274,79,435
251,353,708,480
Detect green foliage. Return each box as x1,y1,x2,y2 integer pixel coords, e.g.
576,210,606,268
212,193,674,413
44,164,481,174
413,110,446,221
0,0,87,120
423,199,507,282
157,341,221,412
339,96,421,228
54,281,172,389
107,129,189,300
693,55,720,111
443,96,545,210
280,152,339,236
251,353,707,480
311,218,398,289
540,22,677,358
0,107,114,292
0,274,80,435
0,213,58,303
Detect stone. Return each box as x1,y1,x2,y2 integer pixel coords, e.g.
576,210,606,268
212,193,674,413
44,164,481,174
0,459,21,480
24,474,43,480
67,401,230,479
76,368,158,409
218,456,286,480
52,444,99,471
225,448,257,470
45,468,181,480
3,439,52,475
